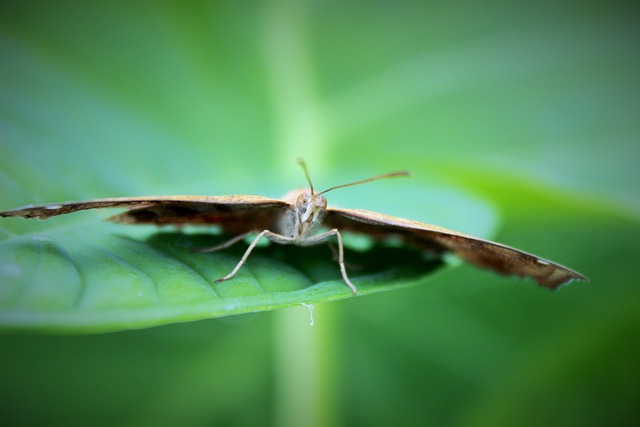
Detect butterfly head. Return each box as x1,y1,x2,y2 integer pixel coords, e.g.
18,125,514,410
295,192,327,227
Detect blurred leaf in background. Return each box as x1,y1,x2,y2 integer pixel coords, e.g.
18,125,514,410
1,0,639,426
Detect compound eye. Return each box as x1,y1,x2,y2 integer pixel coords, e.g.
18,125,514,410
318,195,327,209
296,193,310,212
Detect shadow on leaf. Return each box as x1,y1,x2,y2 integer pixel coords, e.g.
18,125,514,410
145,232,445,286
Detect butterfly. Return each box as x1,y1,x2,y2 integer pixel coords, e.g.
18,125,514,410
0,160,587,294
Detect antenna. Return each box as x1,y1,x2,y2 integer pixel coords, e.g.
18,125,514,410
319,170,410,195
296,158,410,196
297,158,315,195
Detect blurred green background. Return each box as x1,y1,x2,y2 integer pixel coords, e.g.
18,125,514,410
1,0,639,426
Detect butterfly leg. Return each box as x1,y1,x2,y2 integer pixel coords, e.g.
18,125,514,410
327,242,362,271
214,230,293,284
193,231,253,253
300,229,357,295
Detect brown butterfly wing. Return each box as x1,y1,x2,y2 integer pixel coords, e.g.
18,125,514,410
325,208,587,289
0,195,290,234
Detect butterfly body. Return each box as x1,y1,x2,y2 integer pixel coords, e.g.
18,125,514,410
278,189,328,242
